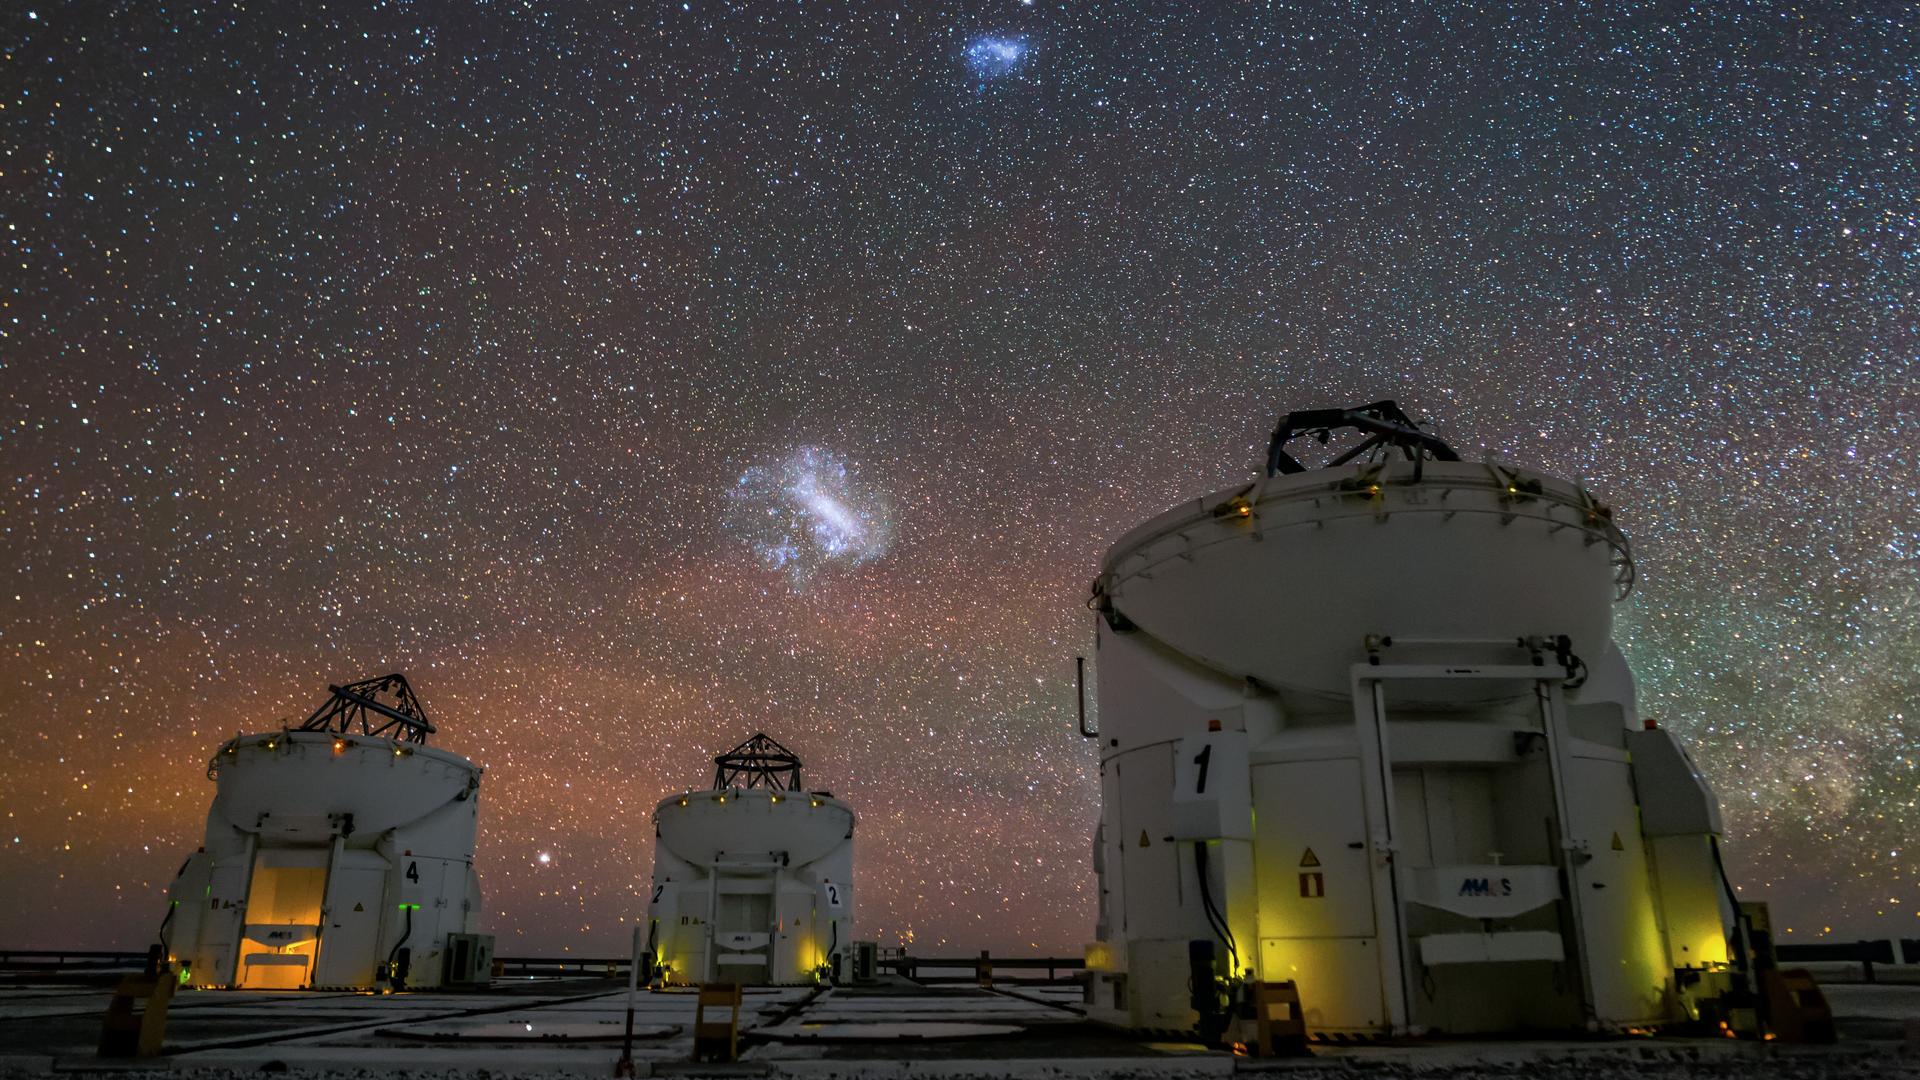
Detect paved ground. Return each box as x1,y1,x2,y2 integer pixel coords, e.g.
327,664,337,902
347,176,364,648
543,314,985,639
0,973,1914,1078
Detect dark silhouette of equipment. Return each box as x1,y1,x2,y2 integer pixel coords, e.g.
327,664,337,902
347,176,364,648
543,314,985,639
1266,400,1459,476
711,732,803,791
298,673,435,745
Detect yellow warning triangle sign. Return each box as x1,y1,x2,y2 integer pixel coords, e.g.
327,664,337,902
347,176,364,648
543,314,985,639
352,902,364,912
1610,832,1625,852
1299,848,1321,868
1138,830,1151,848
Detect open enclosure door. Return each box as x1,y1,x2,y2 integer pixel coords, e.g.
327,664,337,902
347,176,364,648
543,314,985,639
714,889,774,984
239,850,326,988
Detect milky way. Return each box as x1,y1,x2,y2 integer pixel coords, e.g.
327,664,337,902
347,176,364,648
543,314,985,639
0,3,1915,956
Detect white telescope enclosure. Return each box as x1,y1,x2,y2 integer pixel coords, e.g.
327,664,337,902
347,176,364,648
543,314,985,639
161,674,488,991
1084,402,1736,1039
646,733,854,986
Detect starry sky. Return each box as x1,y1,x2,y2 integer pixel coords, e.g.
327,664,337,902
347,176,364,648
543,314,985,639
1,2,1915,957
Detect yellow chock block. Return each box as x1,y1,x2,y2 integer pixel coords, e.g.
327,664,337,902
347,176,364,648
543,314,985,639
99,965,177,1058
691,982,742,1063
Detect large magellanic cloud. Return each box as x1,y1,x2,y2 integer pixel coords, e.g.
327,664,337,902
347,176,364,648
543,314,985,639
724,447,892,586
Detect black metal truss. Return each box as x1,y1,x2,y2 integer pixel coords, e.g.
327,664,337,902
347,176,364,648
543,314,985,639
711,732,803,791
1266,399,1460,476
297,673,436,745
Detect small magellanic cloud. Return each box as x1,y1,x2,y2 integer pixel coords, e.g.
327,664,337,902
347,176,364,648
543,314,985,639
965,36,1030,81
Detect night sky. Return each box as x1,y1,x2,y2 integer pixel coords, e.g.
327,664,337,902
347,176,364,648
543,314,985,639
2,3,1915,957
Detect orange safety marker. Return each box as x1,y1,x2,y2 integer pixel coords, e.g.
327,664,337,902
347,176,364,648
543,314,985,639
691,982,743,1063
1247,980,1309,1057
1761,968,1835,1044
99,963,177,1058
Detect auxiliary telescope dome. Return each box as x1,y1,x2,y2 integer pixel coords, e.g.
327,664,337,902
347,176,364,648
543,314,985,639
1084,401,1733,1040
644,732,855,986
161,674,492,991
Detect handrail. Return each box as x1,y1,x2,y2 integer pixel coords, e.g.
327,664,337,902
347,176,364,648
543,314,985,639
1076,656,1096,738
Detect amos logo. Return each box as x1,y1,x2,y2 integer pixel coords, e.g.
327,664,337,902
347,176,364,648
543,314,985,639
1459,877,1514,898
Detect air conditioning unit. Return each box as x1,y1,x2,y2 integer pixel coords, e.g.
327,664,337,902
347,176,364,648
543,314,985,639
443,933,495,988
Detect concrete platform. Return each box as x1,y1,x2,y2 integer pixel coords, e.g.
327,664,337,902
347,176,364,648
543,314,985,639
0,975,1915,1078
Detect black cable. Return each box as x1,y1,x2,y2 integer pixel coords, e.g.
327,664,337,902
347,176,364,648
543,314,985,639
1708,836,1751,973
1552,636,1589,689
156,855,198,959
156,902,176,960
1202,848,1236,964
643,917,659,979
1192,844,1224,941
386,904,415,989
1192,843,1239,974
